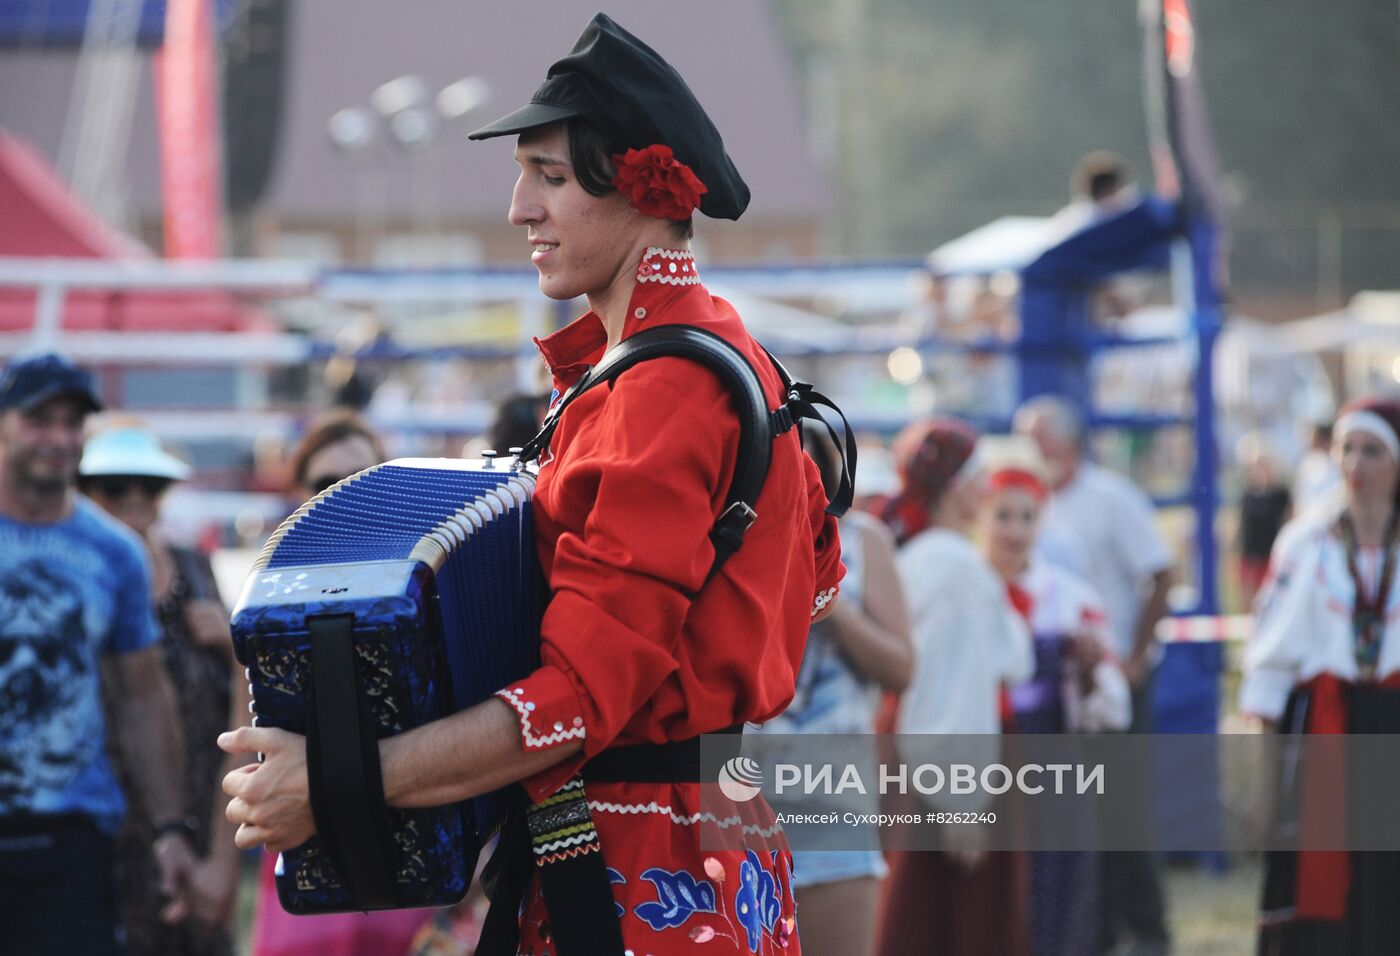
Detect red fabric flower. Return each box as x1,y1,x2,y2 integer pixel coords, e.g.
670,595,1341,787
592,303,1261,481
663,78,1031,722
611,144,708,221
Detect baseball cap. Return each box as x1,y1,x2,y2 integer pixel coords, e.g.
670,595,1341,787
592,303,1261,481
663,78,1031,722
0,353,102,413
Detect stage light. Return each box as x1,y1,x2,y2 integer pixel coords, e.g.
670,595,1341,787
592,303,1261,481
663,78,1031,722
371,75,429,117
327,108,375,151
437,77,492,120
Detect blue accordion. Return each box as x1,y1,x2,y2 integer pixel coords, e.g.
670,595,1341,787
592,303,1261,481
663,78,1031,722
231,457,542,914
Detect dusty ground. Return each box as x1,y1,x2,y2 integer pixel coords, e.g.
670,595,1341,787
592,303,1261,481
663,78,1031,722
1163,855,1260,956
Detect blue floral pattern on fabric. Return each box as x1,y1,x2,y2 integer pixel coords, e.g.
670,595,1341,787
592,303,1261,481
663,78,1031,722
607,867,627,920
771,849,795,911
735,850,781,952
633,866,717,930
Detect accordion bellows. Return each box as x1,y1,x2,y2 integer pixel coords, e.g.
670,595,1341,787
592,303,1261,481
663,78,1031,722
231,458,542,913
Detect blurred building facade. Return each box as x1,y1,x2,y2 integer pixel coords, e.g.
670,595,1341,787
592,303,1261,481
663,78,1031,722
0,0,832,265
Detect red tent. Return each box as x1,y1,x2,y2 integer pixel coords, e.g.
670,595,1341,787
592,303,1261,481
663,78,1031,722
0,129,266,333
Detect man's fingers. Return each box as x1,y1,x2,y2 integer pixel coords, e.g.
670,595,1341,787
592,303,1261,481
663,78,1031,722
218,724,275,755
220,728,314,854
230,795,280,851
233,822,299,853
221,761,258,799
219,725,303,758
225,794,258,827
233,822,270,852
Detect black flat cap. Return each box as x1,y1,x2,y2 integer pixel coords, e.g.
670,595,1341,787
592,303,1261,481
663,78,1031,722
469,12,750,221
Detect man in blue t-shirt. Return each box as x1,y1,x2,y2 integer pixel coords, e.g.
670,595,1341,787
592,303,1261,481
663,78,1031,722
0,354,196,955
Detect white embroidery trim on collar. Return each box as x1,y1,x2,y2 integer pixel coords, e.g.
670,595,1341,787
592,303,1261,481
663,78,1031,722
637,246,701,286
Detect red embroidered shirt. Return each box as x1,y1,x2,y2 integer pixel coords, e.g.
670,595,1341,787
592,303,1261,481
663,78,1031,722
491,248,842,953
495,247,844,800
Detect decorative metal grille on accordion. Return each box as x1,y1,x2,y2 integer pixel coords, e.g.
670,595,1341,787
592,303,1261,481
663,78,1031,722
231,457,542,914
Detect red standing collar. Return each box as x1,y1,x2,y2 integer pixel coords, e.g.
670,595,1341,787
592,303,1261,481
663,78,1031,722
533,247,704,386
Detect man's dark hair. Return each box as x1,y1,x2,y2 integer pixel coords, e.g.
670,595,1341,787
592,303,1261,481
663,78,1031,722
567,119,694,241
1070,150,1133,203
488,392,547,452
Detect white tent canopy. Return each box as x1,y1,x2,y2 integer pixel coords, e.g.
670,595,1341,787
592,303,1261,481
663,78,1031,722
1275,292,1400,354
925,216,1061,276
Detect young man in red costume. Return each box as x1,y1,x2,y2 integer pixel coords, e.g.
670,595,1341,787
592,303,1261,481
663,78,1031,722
221,14,843,955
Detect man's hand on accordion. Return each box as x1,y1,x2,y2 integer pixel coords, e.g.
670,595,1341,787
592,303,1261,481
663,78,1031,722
218,696,585,855
218,726,315,853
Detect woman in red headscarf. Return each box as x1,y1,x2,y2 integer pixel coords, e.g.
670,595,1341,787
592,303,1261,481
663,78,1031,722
1240,395,1400,954
978,442,1130,956
874,419,1034,956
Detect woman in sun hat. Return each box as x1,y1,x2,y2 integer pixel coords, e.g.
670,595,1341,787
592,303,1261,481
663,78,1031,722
80,424,242,955
220,13,845,955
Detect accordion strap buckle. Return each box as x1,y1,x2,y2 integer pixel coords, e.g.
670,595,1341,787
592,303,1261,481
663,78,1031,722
714,500,758,546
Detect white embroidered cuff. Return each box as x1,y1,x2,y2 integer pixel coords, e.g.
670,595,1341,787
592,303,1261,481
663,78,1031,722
495,669,587,752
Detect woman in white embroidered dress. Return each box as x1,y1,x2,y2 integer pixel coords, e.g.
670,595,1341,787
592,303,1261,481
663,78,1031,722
1240,395,1400,954
978,441,1130,956
873,418,1034,956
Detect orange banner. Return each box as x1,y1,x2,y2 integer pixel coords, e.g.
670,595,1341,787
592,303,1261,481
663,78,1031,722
155,0,224,258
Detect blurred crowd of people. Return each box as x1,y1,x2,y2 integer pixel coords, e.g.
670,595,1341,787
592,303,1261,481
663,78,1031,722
779,384,1396,956
0,352,538,956
2,340,1393,956
856,396,1170,956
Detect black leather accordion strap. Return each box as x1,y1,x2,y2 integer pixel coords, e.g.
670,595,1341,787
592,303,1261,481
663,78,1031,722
517,326,772,589
516,327,858,587
765,346,858,518
478,729,745,956
305,614,398,911
478,776,626,956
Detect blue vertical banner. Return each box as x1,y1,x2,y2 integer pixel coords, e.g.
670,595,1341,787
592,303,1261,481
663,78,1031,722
1142,0,1228,865
1142,0,1227,617
0,0,238,48
1142,0,1227,230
